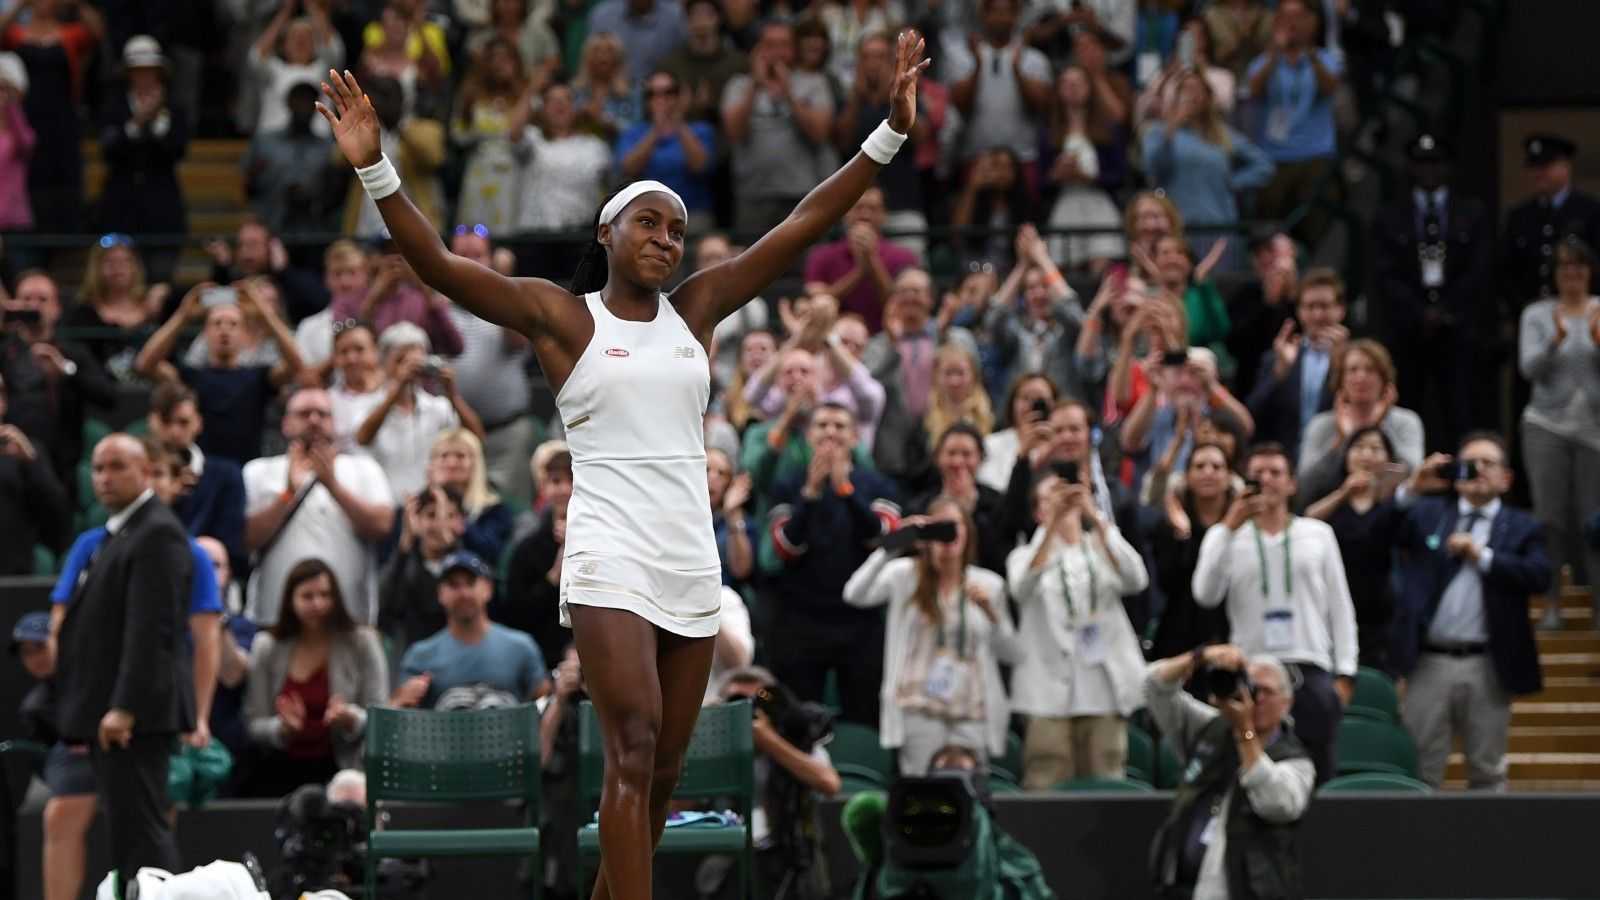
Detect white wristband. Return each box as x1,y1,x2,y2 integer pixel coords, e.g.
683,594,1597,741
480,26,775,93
355,153,402,201
860,120,907,165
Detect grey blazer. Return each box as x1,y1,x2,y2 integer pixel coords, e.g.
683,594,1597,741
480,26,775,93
245,626,389,770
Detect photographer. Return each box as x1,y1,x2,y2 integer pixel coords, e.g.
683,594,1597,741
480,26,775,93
842,497,1019,775
1146,644,1314,900
705,667,841,900
355,322,483,498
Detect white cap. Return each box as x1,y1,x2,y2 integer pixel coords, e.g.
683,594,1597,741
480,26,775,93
0,53,27,94
121,35,168,70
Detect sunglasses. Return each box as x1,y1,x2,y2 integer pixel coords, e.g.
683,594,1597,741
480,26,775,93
98,233,135,249
453,223,490,238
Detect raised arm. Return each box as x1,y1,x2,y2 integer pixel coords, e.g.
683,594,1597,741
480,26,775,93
317,69,565,343
672,31,929,338
134,284,208,382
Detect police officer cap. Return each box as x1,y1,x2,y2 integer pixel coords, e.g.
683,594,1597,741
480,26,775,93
1408,133,1451,162
1525,133,1577,166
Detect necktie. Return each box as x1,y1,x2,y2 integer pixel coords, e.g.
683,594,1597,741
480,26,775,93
1459,511,1481,533
1423,195,1441,243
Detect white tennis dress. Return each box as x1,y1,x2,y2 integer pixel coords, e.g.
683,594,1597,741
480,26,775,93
556,291,723,637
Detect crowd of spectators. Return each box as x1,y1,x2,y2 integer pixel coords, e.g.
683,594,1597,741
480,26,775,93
0,0,1597,897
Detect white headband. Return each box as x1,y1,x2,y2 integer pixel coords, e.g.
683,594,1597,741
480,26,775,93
599,180,687,229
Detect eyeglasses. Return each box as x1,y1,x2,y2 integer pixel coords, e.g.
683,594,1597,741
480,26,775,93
966,261,996,274
97,233,134,250
331,317,367,336
452,223,490,238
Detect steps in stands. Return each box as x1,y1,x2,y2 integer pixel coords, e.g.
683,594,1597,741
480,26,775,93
1442,586,1600,790
82,138,251,285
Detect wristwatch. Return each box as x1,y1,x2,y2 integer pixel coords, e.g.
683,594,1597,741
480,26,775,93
59,358,77,377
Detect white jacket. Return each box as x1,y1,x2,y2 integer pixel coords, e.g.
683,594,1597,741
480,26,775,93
1006,524,1149,717
842,550,1020,756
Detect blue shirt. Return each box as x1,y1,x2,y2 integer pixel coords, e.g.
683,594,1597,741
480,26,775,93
613,120,716,213
1298,343,1330,437
400,622,549,709
1141,126,1276,227
586,0,688,82
177,364,275,464
52,526,223,616
1246,49,1341,163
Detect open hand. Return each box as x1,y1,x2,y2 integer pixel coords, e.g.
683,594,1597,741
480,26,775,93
317,69,383,168
887,30,931,134
276,692,308,737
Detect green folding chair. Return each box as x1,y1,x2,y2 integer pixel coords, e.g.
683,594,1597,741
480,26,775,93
1155,739,1183,789
1347,666,1400,724
363,705,542,898
1125,722,1156,785
577,700,754,896
1319,772,1432,793
828,719,897,786
1051,775,1155,793
1337,717,1420,778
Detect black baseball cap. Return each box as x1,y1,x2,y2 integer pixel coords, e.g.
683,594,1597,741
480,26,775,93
1525,133,1577,167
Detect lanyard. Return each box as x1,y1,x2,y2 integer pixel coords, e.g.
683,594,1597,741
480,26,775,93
934,588,969,659
1056,543,1098,624
1252,518,1294,599
1273,56,1311,109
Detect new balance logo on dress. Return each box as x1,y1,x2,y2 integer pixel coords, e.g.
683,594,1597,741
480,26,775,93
673,346,697,359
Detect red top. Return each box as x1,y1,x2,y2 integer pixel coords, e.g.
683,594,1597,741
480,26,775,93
281,666,333,760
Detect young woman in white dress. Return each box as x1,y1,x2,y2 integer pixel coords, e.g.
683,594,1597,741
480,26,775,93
316,34,928,899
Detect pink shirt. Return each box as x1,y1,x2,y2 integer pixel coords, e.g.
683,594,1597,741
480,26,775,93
332,283,464,356
0,103,36,230
803,236,918,333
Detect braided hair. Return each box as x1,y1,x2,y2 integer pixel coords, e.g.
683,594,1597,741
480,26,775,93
569,186,628,296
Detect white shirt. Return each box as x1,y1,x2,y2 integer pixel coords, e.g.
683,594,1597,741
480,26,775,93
446,306,531,426
330,384,386,452
1192,516,1359,676
365,389,460,497
703,587,755,707
243,453,395,625
1005,525,1149,717
1427,498,1500,646
106,489,156,534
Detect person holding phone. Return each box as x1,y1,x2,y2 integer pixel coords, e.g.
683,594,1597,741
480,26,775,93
1303,426,1405,671
843,496,1018,774
1006,472,1148,788
1192,441,1358,783
978,372,1059,491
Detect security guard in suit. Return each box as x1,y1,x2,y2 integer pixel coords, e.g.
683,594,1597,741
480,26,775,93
1502,133,1600,307
1372,133,1495,452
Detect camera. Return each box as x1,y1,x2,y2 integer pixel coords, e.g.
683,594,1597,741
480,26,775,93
2,307,40,326
1050,460,1080,484
1160,349,1189,367
1242,477,1262,494
1446,460,1479,481
1029,397,1052,421
272,784,427,897
883,521,960,552
1201,664,1255,701
752,680,834,753
420,354,445,377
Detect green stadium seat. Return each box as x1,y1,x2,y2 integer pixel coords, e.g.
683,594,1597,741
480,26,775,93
1337,718,1420,778
1319,772,1432,793
1348,666,1399,724
1125,722,1155,785
829,720,896,783
1051,775,1155,793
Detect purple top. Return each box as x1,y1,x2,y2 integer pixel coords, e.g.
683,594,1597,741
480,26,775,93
803,236,919,333
332,283,464,356
744,359,887,451
0,102,36,230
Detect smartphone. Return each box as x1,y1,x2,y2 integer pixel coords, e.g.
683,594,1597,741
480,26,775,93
921,521,959,544
420,354,445,377
1161,349,1189,367
1177,30,1197,70
1242,477,1262,495
1449,461,1479,481
1105,262,1129,296
882,526,920,553
1051,460,1080,484
1,307,40,326
201,286,237,308
1030,397,1053,422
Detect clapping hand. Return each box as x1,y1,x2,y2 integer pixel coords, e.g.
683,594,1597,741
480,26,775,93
324,694,359,730
276,692,308,738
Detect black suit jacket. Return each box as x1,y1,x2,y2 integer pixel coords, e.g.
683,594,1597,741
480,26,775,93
0,334,116,496
1244,348,1334,461
1371,190,1496,339
54,497,195,741
1501,189,1600,306
1392,497,1549,695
